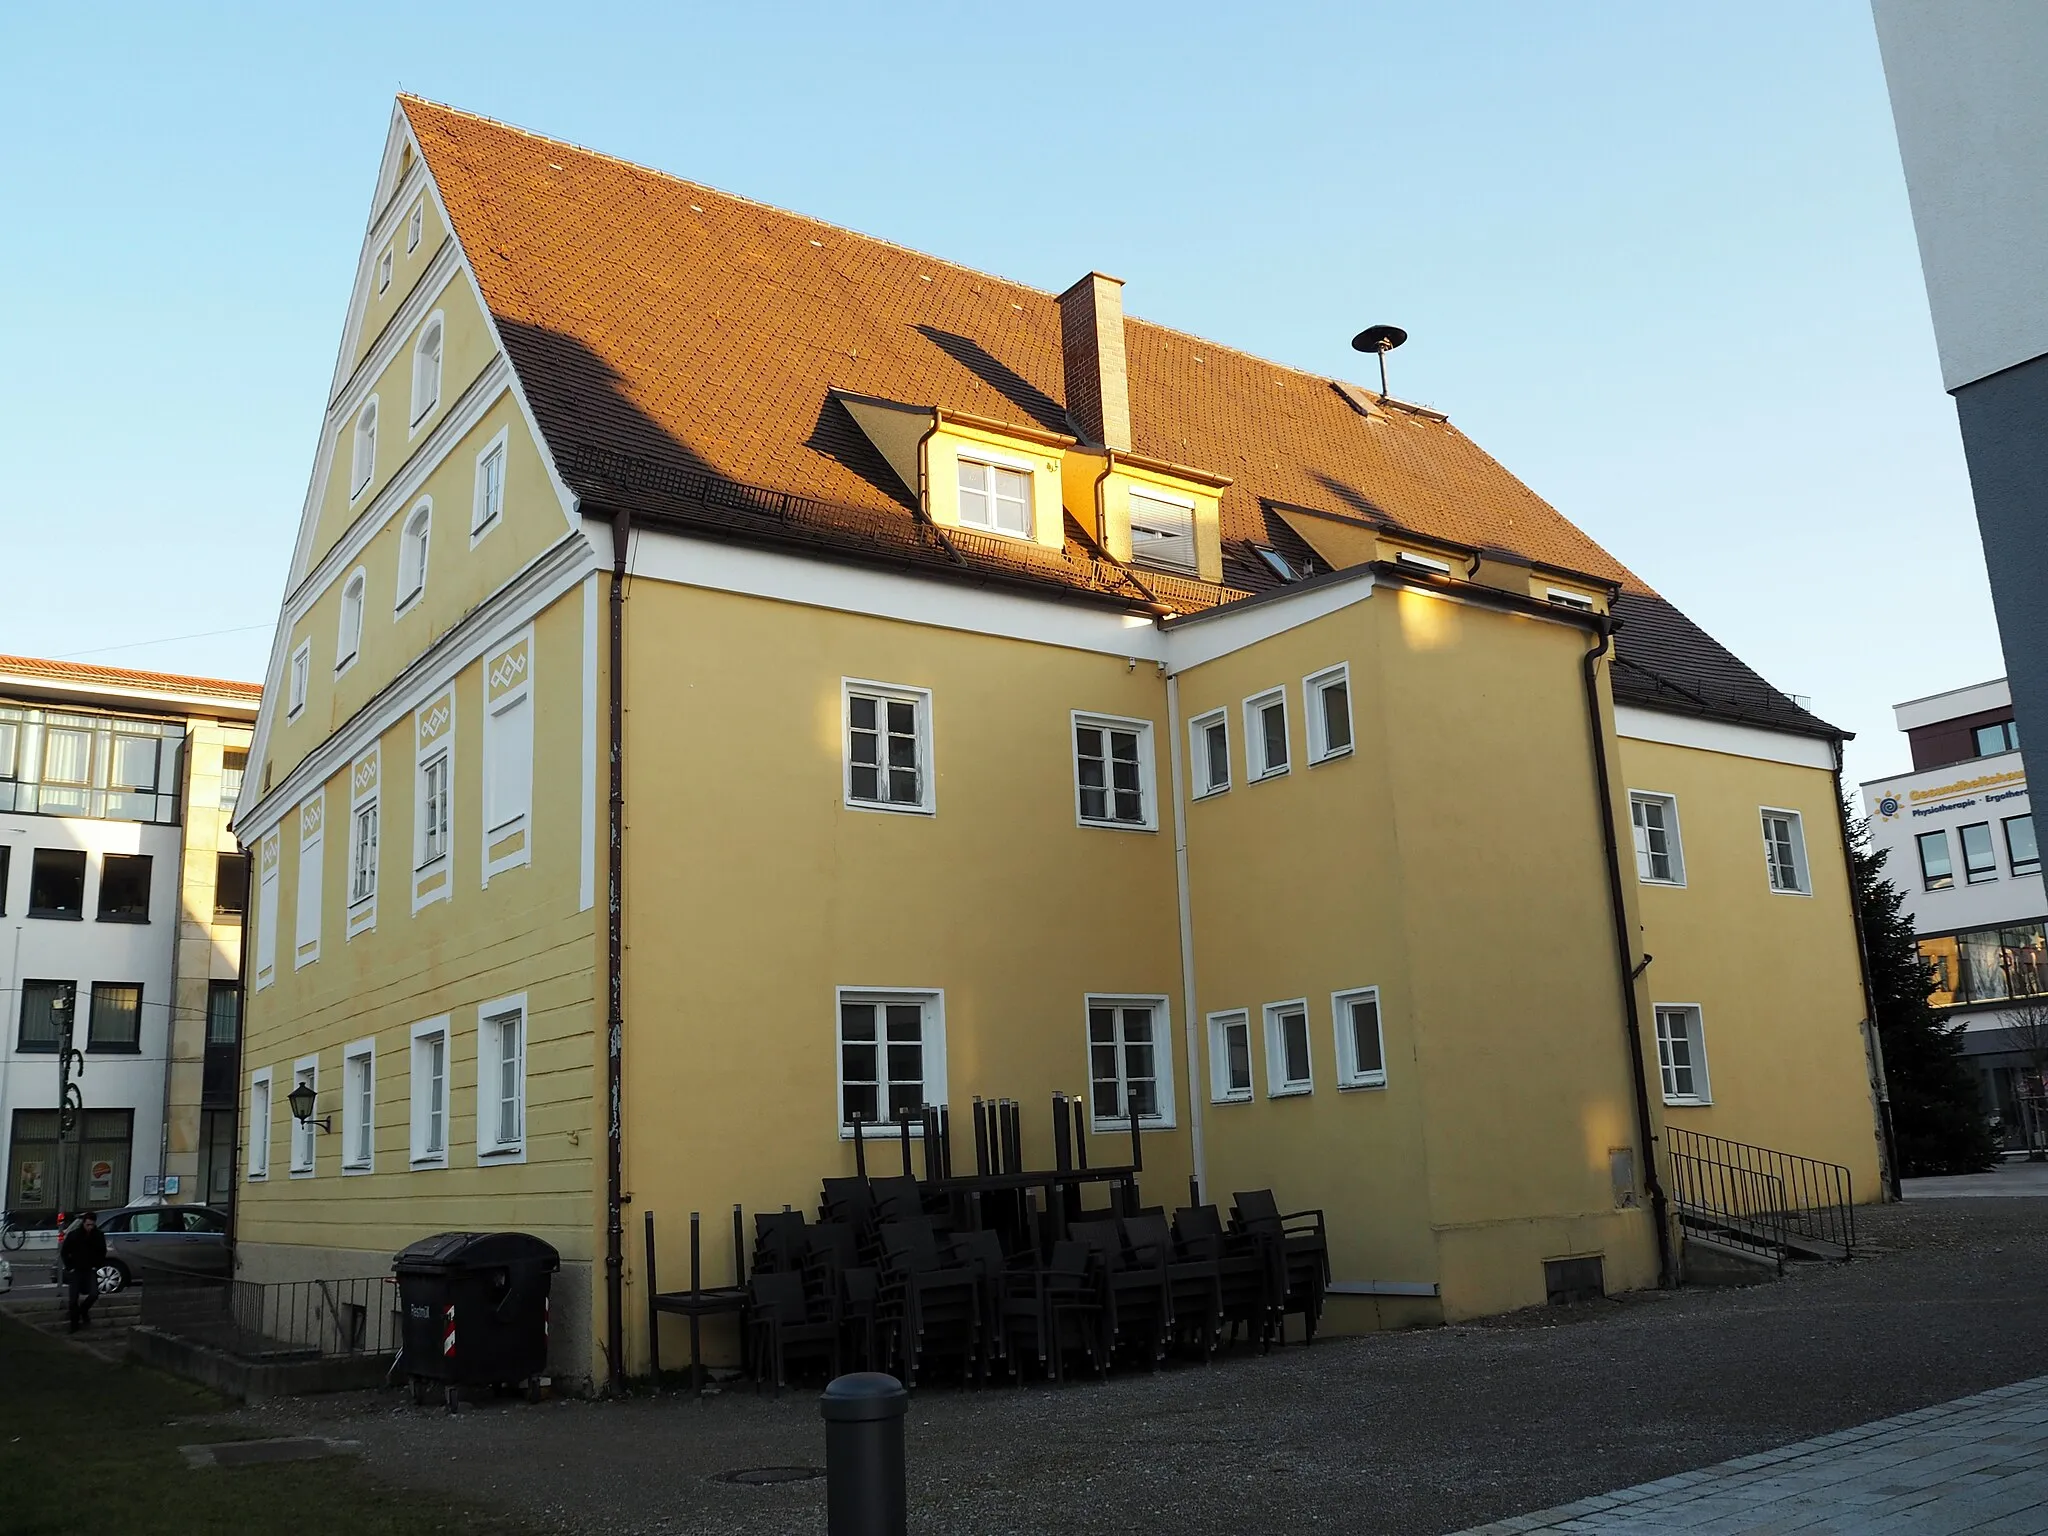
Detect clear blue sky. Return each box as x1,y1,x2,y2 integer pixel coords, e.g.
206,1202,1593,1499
0,1,1993,784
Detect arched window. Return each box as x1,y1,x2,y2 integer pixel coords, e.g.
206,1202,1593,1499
411,316,443,426
337,570,366,670
351,398,378,497
397,502,431,609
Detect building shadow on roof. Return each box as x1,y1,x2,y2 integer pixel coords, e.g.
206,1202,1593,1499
913,326,1069,435
803,397,918,512
1309,472,1388,524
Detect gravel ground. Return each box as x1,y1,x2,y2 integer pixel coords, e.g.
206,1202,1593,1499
210,1198,2048,1535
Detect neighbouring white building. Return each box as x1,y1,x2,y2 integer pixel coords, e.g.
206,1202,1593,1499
0,656,260,1244
1863,678,2047,1148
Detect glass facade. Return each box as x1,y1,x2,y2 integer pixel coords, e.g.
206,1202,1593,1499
1921,922,2048,1008
0,705,185,824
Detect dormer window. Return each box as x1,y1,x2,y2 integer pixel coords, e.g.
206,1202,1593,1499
411,315,443,426
957,458,1032,538
1395,551,1451,576
350,398,378,499
1129,490,1196,573
1547,588,1595,612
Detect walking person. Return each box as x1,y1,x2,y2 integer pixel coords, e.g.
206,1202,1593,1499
59,1211,106,1333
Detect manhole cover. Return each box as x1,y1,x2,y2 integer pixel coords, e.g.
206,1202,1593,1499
715,1466,826,1486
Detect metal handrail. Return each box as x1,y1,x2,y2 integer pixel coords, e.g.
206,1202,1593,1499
1664,1126,1855,1265
138,1272,398,1359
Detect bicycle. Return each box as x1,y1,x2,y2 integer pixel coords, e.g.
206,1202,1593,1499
1,1212,25,1252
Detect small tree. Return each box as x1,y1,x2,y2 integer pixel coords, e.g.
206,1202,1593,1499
2000,983,2048,1160
1847,800,1999,1176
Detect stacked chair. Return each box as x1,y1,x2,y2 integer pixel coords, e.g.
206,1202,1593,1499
1230,1188,1330,1346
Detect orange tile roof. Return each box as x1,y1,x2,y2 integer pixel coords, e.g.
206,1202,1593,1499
0,654,263,703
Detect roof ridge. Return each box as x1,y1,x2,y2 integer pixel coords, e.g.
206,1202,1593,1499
0,653,263,698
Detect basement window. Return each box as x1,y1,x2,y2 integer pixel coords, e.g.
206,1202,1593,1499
1544,1255,1605,1305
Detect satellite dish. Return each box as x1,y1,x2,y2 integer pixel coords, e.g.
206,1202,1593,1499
1350,324,1408,398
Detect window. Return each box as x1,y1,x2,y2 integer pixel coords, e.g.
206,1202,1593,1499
376,247,392,293
1252,546,1301,583
411,315,443,426
1654,1005,1711,1104
397,502,431,609
97,853,151,922
1208,1010,1252,1103
472,430,507,537
837,990,945,1135
289,641,311,719
87,983,142,1053
483,633,533,881
1333,987,1387,1089
0,845,8,914
336,570,366,671
220,748,247,809
1395,550,1452,575
1190,710,1230,798
1087,997,1174,1129
351,398,378,498
1921,923,2048,1008
2006,815,2040,879
414,689,456,909
479,999,526,1161
350,798,379,907
289,1058,318,1175
1244,690,1289,781
0,716,16,782
1630,793,1685,885
406,200,423,253
1073,714,1154,829
1975,719,2021,757
43,724,90,789
247,1068,272,1179
1128,490,1196,573
215,852,248,918
1264,1000,1313,1096
295,796,324,969
28,848,85,918
207,981,240,1046
342,1041,374,1173
844,682,934,814
255,830,280,988
1547,588,1596,612
17,980,76,1052
6,1109,133,1213
956,458,1032,538
1304,665,1353,763
1960,821,1999,884
1918,830,1954,891
110,734,159,796
1761,809,1810,895
410,1020,450,1166
420,750,450,865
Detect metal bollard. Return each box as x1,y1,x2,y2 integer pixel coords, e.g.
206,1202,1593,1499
820,1371,908,1536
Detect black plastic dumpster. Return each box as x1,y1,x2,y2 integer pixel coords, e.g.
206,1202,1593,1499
394,1231,559,1409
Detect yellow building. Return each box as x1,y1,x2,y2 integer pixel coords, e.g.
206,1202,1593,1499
231,98,1888,1392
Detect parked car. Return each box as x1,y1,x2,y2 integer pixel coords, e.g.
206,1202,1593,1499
88,1205,231,1293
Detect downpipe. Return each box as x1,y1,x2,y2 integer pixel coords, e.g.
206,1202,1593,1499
605,510,630,1394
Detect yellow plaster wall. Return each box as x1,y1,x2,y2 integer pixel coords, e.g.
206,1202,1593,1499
1061,449,1224,581
352,187,451,373
925,423,1066,550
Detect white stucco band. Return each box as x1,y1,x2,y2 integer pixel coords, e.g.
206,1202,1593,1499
1614,705,1837,771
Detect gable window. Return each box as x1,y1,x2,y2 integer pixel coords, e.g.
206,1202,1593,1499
472,430,508,538
1190,709,1230,799
411,315,443,426
956,458,1032,538
1087,996,1175,1129
479,997,526,1162
376,247,393,294
342,1040,375,1173
336,570,366,672
1654,1005,1711,1104
289,1057,318,1176
844,681,934,814
1630,793,1685,886
1333,987,1387,1089
2006,815,2039,879
17,980,76,1052
1263,1000,1313,1096
1304,665,1353,763
1244,689,1289,781
397,502,431,610
1761,809,1810,895
1960,821,1999,884
1208,1010,1252,1103
410,1019,451,1167
1073,713,1154,829
97,854,152,922
28,849,86,919
1128,490,1197,573
288,641,311,720
351,398,378,498
406,201,423,253
247,1068,272,1179
837,990,945,1135
1975,719,2021,757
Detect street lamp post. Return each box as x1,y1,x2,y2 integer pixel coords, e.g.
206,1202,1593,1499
52,990,81,1225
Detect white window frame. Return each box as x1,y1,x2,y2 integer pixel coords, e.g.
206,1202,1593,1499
1629,790,1687,887
1263,998,1314,1097
834,987,947,1139
955,454,1035,539
376,246,392,293
406,200,423,253
1207,1009,1253,1103
1654,1004,1712,1105
477,994,527,1165
1332,986,1388,1090
1085,994,1178,1131
1546,587,1596,612
1303,663,1353,765
289,1055,319,1177
351,397,378,500
1189,709,1230,799
471,426,509,542
396,499,431,614
841,679,936,816
410,311,444,430
336,568,367,674
414,690,456,912
294,794,323,970
1761,808,1811,896
288,640,311,720
341,1039,375,1174
1071,712,1158,831
347,747,379,938
1244,688,1291,782
1394,550,1452,575
1127,487,1198,574
246,1067,273,1179
481,629,534,885
409,1017,451,1168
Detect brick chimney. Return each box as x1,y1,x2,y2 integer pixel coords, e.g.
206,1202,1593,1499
1057,272,1132,452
